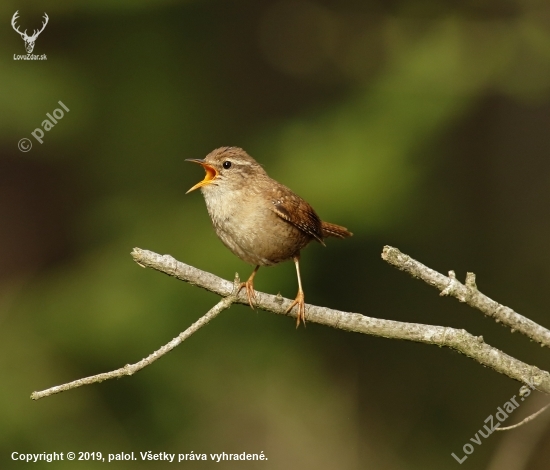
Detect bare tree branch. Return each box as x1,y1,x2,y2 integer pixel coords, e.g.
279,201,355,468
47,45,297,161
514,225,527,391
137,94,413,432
130,248,550,393
496,403,550,431
381,245,550,348
487,393,550,470
31,247,550,400
31,292,238,400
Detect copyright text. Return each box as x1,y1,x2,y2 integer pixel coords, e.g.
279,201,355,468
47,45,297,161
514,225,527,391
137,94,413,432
11,450,268,463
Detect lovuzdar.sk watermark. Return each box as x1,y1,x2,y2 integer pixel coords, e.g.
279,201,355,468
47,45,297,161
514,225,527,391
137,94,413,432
451,381,536,464
11,11,48,60
18,101,70,152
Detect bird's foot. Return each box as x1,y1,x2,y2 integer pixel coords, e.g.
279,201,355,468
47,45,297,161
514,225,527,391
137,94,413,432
285,290,306,328
237,279,257,309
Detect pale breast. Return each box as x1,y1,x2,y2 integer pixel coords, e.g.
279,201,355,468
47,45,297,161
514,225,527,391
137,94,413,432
201,184,312,266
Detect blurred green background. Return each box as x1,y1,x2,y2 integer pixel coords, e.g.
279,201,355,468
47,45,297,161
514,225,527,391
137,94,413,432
2,0,550,469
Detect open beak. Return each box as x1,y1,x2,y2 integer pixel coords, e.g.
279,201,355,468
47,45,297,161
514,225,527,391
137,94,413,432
185,159,218,193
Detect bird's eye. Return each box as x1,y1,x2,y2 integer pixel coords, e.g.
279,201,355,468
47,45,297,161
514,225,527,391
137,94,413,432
223,161,232,169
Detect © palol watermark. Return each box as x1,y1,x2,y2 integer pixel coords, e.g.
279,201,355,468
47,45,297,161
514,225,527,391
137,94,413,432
18,101,70,152
11,11,48,60
451,381,536,464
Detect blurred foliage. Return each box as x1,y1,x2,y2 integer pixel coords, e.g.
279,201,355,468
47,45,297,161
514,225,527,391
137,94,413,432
2,0,550,469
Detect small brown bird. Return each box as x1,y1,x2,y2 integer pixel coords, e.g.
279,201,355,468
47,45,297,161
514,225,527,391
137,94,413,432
186,147,352,327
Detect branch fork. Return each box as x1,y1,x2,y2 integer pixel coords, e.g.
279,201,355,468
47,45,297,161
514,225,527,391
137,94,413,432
31,246,550,404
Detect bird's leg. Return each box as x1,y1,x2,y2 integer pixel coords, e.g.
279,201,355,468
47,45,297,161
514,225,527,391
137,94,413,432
285,255,306,328
237,265,260,309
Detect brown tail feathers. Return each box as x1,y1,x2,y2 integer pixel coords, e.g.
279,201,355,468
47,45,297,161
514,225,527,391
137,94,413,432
321,221,353,239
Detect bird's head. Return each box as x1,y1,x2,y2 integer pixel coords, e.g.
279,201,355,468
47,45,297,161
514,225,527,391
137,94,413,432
186,147,266,194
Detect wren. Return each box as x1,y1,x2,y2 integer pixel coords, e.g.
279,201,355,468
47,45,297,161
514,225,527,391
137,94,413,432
186,147,352,327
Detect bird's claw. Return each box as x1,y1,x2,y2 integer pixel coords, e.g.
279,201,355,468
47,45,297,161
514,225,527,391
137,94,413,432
237,280,257,309
285,290,306,328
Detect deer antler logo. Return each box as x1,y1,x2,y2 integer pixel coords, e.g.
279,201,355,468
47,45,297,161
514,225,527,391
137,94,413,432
11,11,49,54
